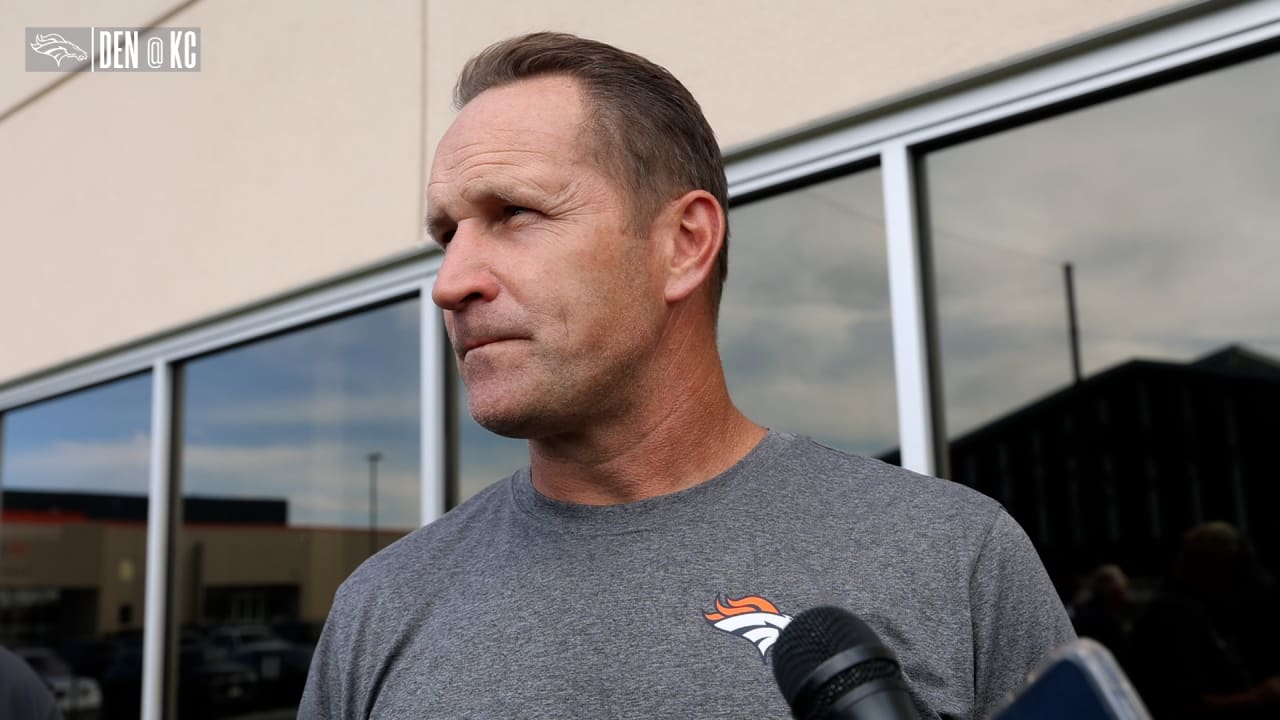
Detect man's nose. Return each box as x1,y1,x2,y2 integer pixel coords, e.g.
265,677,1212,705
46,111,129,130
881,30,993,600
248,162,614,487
431,225,499,311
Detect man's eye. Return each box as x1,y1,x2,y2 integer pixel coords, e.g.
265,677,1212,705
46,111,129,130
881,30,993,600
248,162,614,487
504,205,533,218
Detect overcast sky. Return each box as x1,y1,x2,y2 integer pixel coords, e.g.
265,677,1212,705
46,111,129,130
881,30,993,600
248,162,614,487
3,300,422,529
927,50,1280,435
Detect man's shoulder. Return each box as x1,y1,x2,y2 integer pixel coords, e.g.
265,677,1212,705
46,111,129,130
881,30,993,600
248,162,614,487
766,432,1002,519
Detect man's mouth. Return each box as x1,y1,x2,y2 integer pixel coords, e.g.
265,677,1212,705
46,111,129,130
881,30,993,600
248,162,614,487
460,336,520,356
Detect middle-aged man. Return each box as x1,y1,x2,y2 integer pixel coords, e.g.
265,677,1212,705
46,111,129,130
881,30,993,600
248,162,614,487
300,32,1073,719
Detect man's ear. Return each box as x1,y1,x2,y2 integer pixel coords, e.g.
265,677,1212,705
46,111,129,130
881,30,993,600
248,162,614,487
660,189,725,304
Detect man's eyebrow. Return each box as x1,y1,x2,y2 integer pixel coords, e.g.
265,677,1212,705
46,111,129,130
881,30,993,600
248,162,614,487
424,177,552,238
463,181,521,206
424,209,442,229
424,208,453,239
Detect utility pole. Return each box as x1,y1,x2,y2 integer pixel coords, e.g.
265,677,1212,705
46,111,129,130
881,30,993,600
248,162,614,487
367,451,382,556
1063,262,1082,385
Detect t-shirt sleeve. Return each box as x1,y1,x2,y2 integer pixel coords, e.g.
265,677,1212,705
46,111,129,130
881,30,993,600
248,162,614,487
298,580,365,719
968,508,1075,718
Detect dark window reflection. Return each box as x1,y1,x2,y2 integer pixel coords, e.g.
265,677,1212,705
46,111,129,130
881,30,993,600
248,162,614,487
723,169,899,458
0,373,151,718
455,381,527,506
174,299,420,718
925,51,1280,716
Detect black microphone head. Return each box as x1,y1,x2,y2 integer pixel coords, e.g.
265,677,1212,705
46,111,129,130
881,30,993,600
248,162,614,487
773,606,910,720
773,607,879,700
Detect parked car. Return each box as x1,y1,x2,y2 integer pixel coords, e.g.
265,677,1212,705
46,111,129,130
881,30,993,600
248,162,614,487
206,625,311,708
100,636,143,720
17,646,103,718
179,629,260,717
100,631,260,719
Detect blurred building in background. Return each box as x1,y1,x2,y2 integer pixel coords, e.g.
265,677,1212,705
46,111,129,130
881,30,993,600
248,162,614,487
3,1,1278,717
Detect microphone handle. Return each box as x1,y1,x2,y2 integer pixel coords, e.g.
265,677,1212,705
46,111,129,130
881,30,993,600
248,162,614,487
817,676,920,720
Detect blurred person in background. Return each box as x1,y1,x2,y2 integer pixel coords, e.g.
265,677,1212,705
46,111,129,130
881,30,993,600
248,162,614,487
0,644,61,720
1072,563,1134,665
1130,521,1280,718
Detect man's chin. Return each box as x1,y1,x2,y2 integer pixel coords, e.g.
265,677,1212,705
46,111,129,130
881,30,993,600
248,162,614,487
468,402,538,439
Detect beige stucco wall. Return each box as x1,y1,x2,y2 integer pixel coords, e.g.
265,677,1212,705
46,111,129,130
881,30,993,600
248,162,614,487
0,0,427,386
0,0,175,112
0,0,1182,386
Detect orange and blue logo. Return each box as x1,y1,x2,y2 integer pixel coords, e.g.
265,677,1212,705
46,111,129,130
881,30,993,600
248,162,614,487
703,594,792,661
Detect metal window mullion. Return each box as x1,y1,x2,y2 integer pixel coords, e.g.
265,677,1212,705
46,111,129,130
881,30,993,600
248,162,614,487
420,285,446,526
141,360,173,720
0,414,6,549
728,143,884,199
881,142,935,476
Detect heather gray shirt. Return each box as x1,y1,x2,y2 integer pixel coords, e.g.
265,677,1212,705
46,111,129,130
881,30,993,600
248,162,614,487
300,432,1073,719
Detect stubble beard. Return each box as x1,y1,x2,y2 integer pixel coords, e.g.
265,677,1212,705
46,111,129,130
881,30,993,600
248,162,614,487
463,330,656,441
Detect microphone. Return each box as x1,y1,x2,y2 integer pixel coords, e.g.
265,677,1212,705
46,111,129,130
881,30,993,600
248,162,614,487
990,639,1151,720
772,606,920,720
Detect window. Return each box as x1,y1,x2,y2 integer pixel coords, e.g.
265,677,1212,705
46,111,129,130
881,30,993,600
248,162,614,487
172,298,421,716
723,169,899,458
0,374,151,718
923,50,1280,583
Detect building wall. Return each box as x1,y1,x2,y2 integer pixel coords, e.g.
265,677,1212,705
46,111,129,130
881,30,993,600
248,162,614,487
0,0,427,384
3,521,105,587
97,526,148,635
0,518,399,635
0,0,1181,386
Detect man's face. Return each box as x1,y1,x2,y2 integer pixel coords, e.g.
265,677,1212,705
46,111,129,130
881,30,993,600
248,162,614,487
427,76,666,438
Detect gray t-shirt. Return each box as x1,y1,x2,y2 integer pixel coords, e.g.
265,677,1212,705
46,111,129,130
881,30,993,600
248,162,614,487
300,432,1073,719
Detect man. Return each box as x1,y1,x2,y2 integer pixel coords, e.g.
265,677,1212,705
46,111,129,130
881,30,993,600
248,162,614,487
1129,522,1280,718
300,32,1072,719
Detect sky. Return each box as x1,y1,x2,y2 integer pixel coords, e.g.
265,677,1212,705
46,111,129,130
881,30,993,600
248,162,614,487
3,299,422,529
720,168,898,456
5,50,1278,515
926,50,1280,435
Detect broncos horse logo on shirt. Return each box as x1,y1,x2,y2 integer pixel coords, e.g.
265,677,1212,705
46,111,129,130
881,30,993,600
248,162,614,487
703,594,792,662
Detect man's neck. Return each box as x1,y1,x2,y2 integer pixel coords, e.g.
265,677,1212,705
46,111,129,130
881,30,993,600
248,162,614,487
526,364,765,506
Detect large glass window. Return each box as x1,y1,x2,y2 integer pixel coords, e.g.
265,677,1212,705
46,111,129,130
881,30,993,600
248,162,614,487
924,50,1280,712
173,298,421,717
0,373,151,719
723,169,898,458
